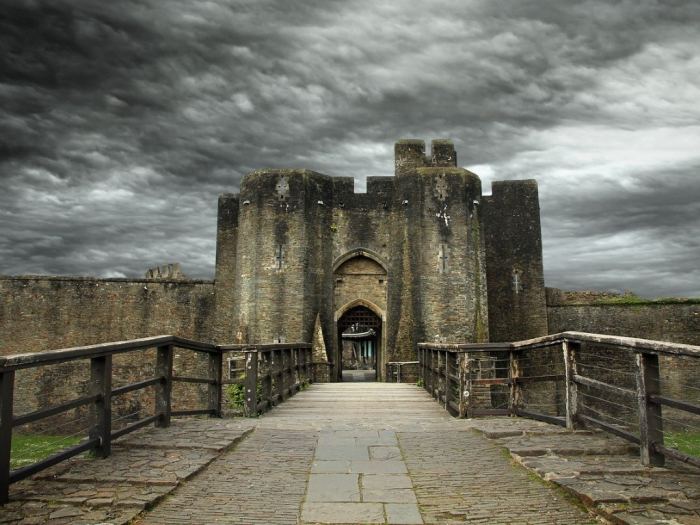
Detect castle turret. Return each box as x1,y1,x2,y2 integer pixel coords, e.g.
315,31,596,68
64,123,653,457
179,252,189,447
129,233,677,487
394,139,457,176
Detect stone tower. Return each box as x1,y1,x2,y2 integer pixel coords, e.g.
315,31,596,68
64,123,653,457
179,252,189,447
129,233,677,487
214,139,547,381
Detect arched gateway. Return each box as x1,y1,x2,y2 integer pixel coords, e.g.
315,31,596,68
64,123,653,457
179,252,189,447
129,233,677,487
333,252,387,381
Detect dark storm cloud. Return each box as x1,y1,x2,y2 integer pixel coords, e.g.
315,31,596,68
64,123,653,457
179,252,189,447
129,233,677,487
1,0,699,296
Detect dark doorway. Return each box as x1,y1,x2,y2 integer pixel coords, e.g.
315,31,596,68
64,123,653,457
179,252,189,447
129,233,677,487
337,306,381,382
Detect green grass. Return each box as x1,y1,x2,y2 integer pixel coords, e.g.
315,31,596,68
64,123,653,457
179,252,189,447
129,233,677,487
590,294,700,306
10,434,82,470
665,431,700,458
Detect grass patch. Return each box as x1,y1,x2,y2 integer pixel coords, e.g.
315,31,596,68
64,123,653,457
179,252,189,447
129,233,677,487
665,431,700,458
11,434,82,470
591,295,700,306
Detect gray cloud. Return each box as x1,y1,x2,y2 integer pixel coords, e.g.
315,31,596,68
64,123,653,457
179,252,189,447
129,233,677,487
1,0,699,296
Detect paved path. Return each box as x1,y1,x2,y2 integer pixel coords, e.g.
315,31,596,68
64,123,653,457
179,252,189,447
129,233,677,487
138,383,596,524
4,383,697,524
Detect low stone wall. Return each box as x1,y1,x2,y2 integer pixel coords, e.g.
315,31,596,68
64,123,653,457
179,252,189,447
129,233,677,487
546,289,700,427
546,288,700,346
0,276,217,432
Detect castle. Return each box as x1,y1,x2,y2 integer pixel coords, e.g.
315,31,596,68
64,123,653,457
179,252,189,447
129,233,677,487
2,139,698,390
214,139,547,381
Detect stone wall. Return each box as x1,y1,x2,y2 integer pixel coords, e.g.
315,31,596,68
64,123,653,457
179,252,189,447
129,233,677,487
545,288,700,345
483,180,548,342
0,276,216,431
225,140,492,381
546,288,700,422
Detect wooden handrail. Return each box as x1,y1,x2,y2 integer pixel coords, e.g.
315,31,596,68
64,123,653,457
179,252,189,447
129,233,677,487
418,331,700,470
419,331,700,358
0,335,312,504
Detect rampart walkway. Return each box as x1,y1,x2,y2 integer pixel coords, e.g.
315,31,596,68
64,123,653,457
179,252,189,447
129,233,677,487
3,383,699,524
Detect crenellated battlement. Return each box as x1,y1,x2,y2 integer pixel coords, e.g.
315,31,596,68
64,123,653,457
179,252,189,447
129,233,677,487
394,139,457,176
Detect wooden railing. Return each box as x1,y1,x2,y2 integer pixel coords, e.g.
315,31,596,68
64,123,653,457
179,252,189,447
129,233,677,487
386,361,419,383
0,336,311,503
219,344,313,416
418,332,700,469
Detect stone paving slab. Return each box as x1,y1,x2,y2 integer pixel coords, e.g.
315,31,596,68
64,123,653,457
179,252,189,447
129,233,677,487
301,502,385,524
497,431,639,457
113,417,256,451
555,472,700,505
10,480,174,508
474,417,700,525
0,500,135,525
399,429,597,524
1,418,254,525
136,428,317,524
38,447,219,484
470,417,579,438
307,474,361,502
517,453,673,480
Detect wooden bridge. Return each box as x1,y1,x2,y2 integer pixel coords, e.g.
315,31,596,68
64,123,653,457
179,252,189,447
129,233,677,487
0,333,698,524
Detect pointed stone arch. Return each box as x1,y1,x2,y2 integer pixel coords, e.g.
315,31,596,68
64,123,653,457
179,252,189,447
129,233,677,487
334,298,385,322
332,248,388,274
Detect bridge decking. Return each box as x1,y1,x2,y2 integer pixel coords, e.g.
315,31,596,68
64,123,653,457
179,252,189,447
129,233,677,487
3,383,698,524
145,383,595,524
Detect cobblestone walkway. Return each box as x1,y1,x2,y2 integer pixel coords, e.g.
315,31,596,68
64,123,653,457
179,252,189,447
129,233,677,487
9,384,694,524
140,383,596,524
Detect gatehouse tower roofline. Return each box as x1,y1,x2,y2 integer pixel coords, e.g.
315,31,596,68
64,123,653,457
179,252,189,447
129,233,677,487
394,138,457,176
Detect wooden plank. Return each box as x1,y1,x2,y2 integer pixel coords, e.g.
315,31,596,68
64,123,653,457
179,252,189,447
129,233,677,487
171,336,218,353
516,408,566,427
563,341,579,430
515,374,564,384
636,352,665,466
458,354,467,418
508,350,521,415
13,394,101,427
172,376,217,384
0,370,15,504
218,343,311,352
155,344,173,428
579,414,640,444
573,374,636,400
0,335,174,370
649,394,700,416
208,350,223,417
110,414,160,440
89,355,112,458
171,409,216,417
9,438,99,484
244,351,258,417
472,378,509,386
654,443,700,469
113,377,162,397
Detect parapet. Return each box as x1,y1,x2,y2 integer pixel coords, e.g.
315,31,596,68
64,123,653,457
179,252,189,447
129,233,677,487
394,139,457,176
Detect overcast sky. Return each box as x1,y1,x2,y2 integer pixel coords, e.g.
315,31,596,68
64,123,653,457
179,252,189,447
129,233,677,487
1,0,699,297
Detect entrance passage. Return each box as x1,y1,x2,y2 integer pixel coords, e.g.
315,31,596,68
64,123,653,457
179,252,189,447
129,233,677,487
338,305,381,382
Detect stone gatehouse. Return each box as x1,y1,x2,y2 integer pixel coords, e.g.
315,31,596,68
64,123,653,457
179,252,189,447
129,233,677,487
214,139,548,381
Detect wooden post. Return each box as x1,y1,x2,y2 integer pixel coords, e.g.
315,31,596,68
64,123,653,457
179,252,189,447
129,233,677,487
208,350,223,417
244,350,258,417
89,355,112,458
458,354,467,418
444,354,452,412
418,348,423,386
509,350,523,416
464,354,474,418
262,353,272,408
636,352,664,466
0,370,15,504
155,344,173,427
280,349,289,401
563,341,580,430
432,350,438,399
